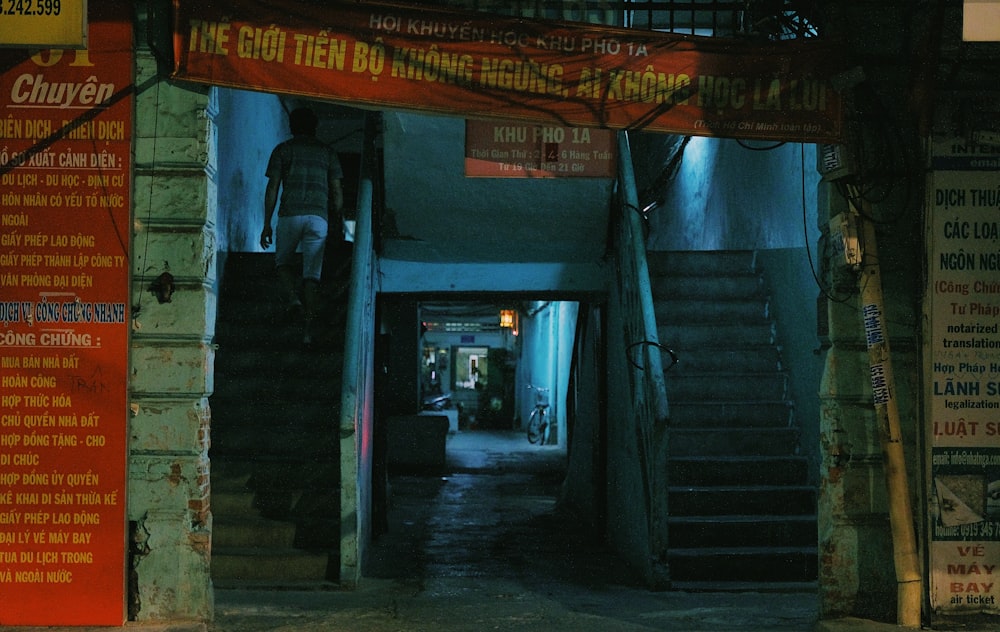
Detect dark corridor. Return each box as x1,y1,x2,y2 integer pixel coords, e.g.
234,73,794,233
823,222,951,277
365,430,629,587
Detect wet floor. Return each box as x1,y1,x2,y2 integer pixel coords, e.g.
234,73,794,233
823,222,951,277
209,430,821,631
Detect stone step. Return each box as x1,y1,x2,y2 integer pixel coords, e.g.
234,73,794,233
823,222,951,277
212,370,342,402
668,515,817,548
213,517,297,549
660,322,775,347
668,546,818,583
211,547,331,582
650,274,765,301
646,250,757,276
211,428,339,460
211,490,257,517
669,427,801,456
668,400,794,428
653,249,815,587
668,456,810,487
660,345,782,374
668,485,816,516
214,349,344,379
655,297,770,323
209,251,347,587
666,372,788,401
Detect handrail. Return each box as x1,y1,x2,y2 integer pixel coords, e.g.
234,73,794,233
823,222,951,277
338,111,380,587
617,130,670,424
614,130,671,587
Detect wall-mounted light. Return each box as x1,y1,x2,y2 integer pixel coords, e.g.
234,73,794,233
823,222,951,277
499,309,515,328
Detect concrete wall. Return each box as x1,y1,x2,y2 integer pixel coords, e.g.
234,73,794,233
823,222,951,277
756,248,826,486
213,90,285,255
515,302,577,446
644,137,819,251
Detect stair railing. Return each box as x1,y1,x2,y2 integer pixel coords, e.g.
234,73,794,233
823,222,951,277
338,111,380,587
613,130,671,587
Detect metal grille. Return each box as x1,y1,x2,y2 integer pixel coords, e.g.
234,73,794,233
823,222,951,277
622,0,820,38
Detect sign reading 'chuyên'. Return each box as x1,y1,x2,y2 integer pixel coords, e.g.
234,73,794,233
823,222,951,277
0,8,132,626
172,0,845,143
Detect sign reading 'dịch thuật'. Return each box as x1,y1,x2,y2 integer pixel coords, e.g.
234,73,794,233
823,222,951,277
0,0,88,48
0,5,132,626
465,120,616,178
172,0,845,143
926,137,1000,616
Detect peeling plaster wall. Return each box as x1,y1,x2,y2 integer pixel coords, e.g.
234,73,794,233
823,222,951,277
816,179,922,621
128,12,215,621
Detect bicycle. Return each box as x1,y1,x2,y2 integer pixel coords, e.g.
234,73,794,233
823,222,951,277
526,385,550,445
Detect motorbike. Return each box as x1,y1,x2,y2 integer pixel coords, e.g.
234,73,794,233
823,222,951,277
421,392,452,411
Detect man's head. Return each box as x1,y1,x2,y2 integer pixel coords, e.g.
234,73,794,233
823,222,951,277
289,107,318,136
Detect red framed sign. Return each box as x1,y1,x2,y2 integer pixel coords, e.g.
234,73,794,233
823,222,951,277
0,5,132,626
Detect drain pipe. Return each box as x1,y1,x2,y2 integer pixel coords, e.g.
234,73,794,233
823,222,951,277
847,186,922,627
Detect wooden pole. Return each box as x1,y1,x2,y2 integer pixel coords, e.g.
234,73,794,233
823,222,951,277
848,186,922,627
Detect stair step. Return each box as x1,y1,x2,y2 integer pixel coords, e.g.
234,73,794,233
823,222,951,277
650,275,765,300
668,401,794,427
668,580,818,593
666,372,788,401
668,547,818,583
653,249,816,588
211,490,257,516
662,345,782,373
213,517,297,548
669,428,800,456
210,252,346,587
646,250,757,276
668,456,809,486
660,322,775,347
211,408,338,432
211,428,338,459
669,485,815,516
655,298,770,323
668,515,817,548
214,347,343,375
211,547,331,582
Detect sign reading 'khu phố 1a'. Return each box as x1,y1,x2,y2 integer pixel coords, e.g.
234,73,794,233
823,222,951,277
0,5,132,626
172,0,845,143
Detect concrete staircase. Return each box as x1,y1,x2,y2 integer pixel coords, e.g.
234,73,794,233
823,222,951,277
648,250,817,591
209,250,349,587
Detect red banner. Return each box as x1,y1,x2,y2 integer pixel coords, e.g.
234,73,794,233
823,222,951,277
172,0,844,143
0,7,132,626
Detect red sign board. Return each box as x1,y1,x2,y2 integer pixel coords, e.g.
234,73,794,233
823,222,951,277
0,7,132,626
465,120,616,177
172,0,845,143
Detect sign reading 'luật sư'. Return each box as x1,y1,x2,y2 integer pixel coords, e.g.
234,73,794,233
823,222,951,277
172,0,845,143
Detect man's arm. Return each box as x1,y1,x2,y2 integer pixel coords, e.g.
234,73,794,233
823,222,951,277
261,174,280,249
329,176,344,217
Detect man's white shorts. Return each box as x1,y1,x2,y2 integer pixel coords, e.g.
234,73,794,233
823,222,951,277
275,214,328,281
